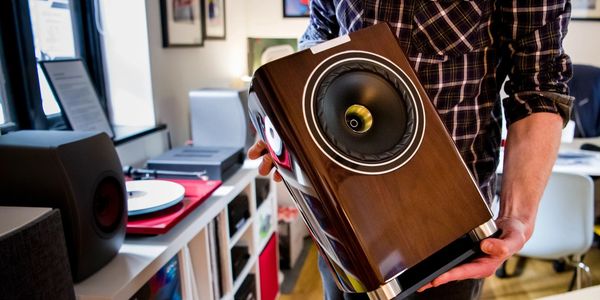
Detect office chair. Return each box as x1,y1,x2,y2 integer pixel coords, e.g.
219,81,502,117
496,172,595,290
569,64,600,138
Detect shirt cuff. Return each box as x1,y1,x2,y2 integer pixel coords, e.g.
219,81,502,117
503,91,573,128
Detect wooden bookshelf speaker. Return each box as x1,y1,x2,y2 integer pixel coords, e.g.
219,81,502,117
248,23,497,299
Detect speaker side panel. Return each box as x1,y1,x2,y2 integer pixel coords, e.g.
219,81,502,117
249,80,379,292
57,133,127,282
0,145,81,274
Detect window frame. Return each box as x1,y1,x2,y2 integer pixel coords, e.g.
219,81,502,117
73,0,108,118
0,0,108,131
0,30,15,132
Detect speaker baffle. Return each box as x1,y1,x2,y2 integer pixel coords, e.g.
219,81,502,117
304,53,425,174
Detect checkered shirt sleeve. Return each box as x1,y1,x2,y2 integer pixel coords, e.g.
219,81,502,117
299,0,574,203
498,0,573,127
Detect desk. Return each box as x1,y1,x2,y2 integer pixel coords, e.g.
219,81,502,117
497,138,600,176
556,137,600,176
552,150,600,176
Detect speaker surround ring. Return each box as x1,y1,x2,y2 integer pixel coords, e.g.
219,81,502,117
303,51,426,175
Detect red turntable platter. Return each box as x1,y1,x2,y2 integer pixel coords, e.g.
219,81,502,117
126,178,222,235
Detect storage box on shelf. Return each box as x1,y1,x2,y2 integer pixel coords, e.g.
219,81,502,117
256,178,279,300
259,235,279,300
74,161,278,300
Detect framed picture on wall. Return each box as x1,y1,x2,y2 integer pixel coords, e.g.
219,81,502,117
572,0,600,20
160,0,205,47
204,0,226,39
283,0,310,18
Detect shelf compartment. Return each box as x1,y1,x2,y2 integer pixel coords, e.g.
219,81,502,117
229,215,254,249
232,258,257,297
227,193,251,238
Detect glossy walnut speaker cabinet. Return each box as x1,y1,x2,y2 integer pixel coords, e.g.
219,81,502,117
248,23,497,299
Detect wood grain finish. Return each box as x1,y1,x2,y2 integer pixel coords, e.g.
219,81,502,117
250,23,494,292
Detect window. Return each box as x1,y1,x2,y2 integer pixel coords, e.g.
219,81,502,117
0,0,107,130
0,57,8,125
29,0,81,116
0,28,14,131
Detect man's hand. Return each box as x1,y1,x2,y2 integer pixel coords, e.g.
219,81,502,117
417,217,528,292
247,140,283,182
419,112,562,292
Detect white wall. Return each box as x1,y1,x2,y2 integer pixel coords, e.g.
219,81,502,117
245,0,308,38
101,0,156,127
145,0,246,146
107,2,600,149
564,21,600,67
145,0,309,147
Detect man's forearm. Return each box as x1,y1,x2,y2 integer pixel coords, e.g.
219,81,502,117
500,112,563,238
420,112,564,290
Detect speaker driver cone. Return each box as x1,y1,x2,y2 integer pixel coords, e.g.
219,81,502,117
304,52,426,174
93,176,125,235
318,70,408,160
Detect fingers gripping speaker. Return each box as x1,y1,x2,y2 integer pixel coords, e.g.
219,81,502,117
248,23,497,299
304,52,425,174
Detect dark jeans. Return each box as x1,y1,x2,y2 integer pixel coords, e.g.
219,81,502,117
318,254,483,300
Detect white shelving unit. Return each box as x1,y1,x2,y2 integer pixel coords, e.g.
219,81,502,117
74,160,278,300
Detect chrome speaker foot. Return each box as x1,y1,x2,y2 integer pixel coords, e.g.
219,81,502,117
468,219,498,242
367,279,402,300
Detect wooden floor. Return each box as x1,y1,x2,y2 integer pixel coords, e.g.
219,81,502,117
280,241,600,300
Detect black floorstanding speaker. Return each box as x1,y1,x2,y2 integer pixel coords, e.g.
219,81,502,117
0,130,127,282
0,207,75,299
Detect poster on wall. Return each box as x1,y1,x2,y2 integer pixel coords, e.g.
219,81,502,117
204,0,226,39
572,0,600,20
283,0,310,18
160,0,205,47
247,38,298,76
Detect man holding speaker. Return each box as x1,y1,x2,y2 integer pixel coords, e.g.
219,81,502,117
249,0,573,299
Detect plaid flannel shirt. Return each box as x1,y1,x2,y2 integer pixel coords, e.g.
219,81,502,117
300,0,573,203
